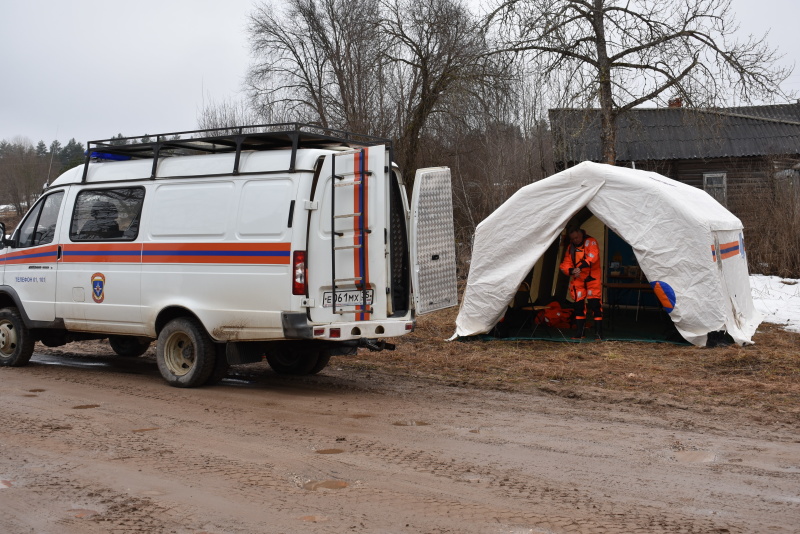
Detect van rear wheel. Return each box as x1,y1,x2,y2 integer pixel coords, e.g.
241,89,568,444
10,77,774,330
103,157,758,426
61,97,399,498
109,335,151,357
156,317,215,387
308,352,331,375
0,307,35,367
266,351,319,375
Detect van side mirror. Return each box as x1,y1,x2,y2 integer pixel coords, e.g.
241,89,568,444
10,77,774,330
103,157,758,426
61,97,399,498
0,222,7,247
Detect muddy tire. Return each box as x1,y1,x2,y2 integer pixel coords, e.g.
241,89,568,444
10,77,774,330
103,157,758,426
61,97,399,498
0,307,35,367
204,344,231,386
266,351,318,375
156,317,216,387
109,335,151,357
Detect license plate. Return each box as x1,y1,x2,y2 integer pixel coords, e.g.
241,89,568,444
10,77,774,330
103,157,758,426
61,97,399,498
322,289,374,308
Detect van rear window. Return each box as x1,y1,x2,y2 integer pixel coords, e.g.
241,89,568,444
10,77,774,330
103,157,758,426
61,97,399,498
70,187,145,242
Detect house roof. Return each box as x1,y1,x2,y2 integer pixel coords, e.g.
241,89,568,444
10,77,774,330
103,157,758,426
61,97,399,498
549,103,800,163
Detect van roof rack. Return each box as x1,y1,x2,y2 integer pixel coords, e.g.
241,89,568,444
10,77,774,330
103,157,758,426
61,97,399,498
82,123,393,182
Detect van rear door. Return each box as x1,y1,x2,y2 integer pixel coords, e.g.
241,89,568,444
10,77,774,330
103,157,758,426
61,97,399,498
409,167,458,315
307,145,388,323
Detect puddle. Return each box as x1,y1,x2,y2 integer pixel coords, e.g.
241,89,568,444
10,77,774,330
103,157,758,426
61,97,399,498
28,389,45,392
0,480,12,489
315,448,344,454
303,480,348,491
132,427,160,433
72,404,100,410
300,515,329,522
393,421,430,427
674,451,717,463
350,414,373,419
469,429,480,434
69,509,99,518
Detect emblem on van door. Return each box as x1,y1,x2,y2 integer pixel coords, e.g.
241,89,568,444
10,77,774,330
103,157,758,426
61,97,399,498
91,273,106,303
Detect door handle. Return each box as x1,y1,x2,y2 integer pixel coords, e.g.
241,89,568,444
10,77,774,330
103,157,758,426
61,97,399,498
57,245,62,261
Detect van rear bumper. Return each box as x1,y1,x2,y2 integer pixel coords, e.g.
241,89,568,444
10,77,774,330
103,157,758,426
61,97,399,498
282,312,413,340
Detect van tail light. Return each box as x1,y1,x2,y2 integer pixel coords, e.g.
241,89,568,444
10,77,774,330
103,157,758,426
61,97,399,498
292,250,307,295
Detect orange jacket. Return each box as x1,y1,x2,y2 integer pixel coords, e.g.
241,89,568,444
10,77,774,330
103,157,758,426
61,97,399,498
560,234,602,301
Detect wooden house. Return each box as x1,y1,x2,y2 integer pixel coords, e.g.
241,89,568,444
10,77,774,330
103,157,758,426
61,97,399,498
549,103,800,214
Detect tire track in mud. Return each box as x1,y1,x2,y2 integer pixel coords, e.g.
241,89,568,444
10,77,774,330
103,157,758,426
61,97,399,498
2,356,786,533
310,435,740,534
0,456,189,534
0,410,310,532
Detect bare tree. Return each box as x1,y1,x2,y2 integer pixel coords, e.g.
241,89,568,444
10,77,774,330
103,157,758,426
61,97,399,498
246,0,514,185
379,0,514,175
0,137,49,215
197,96,266,131
247,0,389,134
488,0,793,164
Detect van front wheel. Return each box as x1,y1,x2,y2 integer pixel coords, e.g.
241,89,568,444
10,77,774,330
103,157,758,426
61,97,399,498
156,318,215,387
0,307,35,367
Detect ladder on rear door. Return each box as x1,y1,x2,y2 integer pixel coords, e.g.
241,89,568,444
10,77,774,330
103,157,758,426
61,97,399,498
330,149,372,318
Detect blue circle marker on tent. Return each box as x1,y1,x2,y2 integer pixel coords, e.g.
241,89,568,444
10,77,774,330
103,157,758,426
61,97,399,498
650,281,676,313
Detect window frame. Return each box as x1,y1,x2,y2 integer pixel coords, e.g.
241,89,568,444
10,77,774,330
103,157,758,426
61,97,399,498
703,172,728,206
69,186,146,243
12,191,65,249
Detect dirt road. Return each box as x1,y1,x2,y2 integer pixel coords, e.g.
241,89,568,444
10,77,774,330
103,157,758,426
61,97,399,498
1,345,798,533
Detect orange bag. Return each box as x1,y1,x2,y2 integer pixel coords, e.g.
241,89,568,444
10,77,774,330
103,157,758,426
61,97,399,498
536,301,573,329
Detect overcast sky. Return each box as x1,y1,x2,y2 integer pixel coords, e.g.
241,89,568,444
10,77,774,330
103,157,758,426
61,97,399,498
1,0,798,147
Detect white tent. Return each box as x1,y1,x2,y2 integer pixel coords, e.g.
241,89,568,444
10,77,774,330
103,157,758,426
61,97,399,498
454,161,762,346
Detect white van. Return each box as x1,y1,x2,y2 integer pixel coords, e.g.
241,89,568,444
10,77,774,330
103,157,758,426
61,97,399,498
0,124,457,387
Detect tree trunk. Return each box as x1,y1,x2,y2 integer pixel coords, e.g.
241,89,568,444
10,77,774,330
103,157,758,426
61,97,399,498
593,0,616,165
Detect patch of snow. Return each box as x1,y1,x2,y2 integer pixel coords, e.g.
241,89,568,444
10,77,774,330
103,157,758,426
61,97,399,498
750,275,800,333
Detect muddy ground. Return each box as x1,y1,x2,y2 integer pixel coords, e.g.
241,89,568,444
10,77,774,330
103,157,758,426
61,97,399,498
1,341,799,534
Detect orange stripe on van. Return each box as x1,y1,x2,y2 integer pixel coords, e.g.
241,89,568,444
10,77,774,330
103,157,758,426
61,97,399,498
0,244,59,264
142,243,291,264
62,243,142,263
354,150,371,321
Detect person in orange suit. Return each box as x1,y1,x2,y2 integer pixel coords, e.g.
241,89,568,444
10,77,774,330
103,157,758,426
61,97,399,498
560,227,603,339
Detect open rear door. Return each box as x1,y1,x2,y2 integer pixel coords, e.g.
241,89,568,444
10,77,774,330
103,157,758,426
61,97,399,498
409,167,458,315
307,146,388,323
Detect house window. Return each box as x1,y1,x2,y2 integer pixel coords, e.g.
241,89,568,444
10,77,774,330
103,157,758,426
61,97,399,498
703,173,727,206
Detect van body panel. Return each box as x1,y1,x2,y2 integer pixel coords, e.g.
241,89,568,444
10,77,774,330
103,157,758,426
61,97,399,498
4,243,60,321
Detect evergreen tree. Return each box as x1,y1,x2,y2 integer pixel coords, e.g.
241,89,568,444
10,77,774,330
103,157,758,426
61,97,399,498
59,138,85,169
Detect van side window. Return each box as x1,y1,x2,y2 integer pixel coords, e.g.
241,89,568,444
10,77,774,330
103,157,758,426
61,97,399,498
14,192,65,248
70,187,145,242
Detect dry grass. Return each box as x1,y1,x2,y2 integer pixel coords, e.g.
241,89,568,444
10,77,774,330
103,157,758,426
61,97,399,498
342,305,800,424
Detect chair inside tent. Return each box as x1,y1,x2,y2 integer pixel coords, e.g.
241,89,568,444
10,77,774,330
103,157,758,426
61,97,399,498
491,207,687,343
